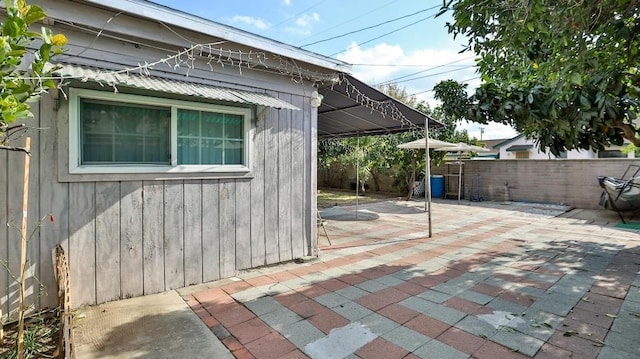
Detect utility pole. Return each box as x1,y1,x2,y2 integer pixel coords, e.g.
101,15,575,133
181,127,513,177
479,127,485,141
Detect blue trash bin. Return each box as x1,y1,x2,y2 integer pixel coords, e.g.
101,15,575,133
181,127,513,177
430,175,444,198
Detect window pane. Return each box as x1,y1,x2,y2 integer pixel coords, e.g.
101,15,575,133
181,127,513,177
224,114,243,139
224,140,243,164
201,139,223,164
178,109,200,137
177,109,244,165
80,99,170,164
202,112,224,137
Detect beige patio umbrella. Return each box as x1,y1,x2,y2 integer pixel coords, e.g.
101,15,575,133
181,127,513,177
397,137,457,237
397,138,457,149
433,142,490,201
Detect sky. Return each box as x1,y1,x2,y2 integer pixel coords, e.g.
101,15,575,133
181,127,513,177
149,0,518,140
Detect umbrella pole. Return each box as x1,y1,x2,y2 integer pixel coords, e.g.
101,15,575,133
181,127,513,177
425,118,432,238
458,152,463,202
355,131,359,219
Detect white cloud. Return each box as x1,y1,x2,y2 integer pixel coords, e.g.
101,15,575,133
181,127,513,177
282,0,292,5
230,15,271,30
296,12,320,27
337,42,476,88
460,121,517,141
337,42,517,140
283,12,320,36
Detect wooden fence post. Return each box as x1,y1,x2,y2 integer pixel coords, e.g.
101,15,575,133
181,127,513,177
17,137,31,359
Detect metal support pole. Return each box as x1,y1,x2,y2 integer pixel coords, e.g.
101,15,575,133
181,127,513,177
457,152,463,202
425,118,432,237
355,131,359,219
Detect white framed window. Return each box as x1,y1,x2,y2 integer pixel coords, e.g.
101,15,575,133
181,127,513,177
68,88,252,174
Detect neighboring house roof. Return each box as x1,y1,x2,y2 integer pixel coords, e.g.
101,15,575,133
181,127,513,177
493,134,526,149
82,0,351,73
506,144,534,152
481,138,510,152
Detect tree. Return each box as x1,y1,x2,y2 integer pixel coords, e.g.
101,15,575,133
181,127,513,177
1,0,66,153
0,1,65,357
439,0,639,155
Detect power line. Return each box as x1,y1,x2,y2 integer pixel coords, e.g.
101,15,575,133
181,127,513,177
383,66,476,86
330,11,438,57
409,76,481,96
294,0,397,46
352,63,471,67
300,5,440,48
376,56,475,85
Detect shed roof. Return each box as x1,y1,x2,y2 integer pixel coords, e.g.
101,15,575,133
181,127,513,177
43,1,443,137
83,0,350,73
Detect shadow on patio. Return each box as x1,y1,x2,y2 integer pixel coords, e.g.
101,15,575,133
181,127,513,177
179,200,640,358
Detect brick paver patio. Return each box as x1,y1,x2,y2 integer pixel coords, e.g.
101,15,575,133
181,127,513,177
179,200,640,359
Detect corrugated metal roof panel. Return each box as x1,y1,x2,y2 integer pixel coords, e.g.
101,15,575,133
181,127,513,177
55,64,299,110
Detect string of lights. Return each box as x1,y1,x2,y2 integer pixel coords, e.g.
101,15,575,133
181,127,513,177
25,8,445,136
326,73,428,134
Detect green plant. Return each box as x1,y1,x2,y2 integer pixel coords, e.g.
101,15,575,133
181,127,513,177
0,0,66,153
2,320,56,359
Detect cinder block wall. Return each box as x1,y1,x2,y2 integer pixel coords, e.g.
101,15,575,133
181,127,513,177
462,159,638,209
319,159,639,209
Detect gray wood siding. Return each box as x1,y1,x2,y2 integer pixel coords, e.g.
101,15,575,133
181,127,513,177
183,180,203,286
250,112,267,268
95,182,121,303
119,181,144,299
0,93,317,312
202,181,221,283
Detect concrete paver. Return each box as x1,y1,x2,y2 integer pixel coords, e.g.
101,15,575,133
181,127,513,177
75,199,640,358
192,202,640,358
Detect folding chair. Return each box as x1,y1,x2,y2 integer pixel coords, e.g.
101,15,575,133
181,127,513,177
317,210,332,245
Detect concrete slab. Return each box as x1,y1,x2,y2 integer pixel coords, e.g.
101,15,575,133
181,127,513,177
73,290,232,359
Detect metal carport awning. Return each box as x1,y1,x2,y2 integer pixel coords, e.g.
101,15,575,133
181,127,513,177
53,63,299,110
317,73,444,237
317,73,442,137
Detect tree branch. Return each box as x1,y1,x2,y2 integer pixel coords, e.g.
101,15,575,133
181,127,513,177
0,145,31,155
5,123,27,132
613,120,640,146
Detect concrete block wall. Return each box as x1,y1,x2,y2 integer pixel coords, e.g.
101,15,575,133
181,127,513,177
319,158,639,209
462,159,639,209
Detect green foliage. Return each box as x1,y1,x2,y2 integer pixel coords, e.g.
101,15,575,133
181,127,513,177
439,0,640,155
0,0,66,149
622,143,640,157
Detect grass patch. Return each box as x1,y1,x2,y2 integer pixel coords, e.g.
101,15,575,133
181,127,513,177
318,188,401,209
1,309,59,359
